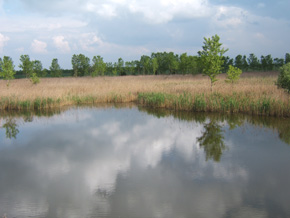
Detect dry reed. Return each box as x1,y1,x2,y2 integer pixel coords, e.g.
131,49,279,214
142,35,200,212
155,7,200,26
0,72,289,116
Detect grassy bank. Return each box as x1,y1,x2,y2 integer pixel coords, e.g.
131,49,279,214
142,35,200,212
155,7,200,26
0,72,289,116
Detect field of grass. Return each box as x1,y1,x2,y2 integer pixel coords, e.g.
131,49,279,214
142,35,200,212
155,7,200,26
0,72,289,116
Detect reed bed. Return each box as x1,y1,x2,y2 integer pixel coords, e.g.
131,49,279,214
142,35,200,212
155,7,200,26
0,72,289,116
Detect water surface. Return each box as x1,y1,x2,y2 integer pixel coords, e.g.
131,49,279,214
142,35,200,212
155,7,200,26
0,105,290,218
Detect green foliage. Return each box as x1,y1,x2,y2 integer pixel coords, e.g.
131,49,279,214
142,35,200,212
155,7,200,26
248,53,261,71
226,65,242,84
261,55,273,71
19,54,33,78
285,53,290,64
198,34,228,90
50,58,62,77
71,54,90,77
92,55,106,77
277,63,290,92
30,73,40,84
151,57,158,75
179,53,199,75
0,56,16,87
33,60,44,77
222,56,234,73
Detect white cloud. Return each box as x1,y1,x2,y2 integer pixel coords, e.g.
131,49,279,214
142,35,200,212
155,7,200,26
0,33,9,51
79,33,104,52
53,35,71,53
213,6,247,29
31,39,47,54
128,0,211,24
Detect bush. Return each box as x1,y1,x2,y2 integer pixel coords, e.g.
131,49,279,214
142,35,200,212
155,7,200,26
226,65,242,84
277,63,290,92
30,73,40,84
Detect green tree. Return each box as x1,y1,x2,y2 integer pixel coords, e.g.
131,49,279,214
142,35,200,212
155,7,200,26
261,55,273,71
166,52,179,74
112,62,118,76
226,65,242,84
273,58,284,69
30,73,40,84
33,60,44,77
50,58,62,77
179,53,190,74
242,55,249,72
71,54,90,77
198,34,228,91
140,55,151,75
285,53,290,64
92,55,106,77
117,58,124,75
222,56,234,73
248,53,260,71
19,54,33,78
277,62,290,92
151,57,158,75
234,55,243,69
0,56,16,87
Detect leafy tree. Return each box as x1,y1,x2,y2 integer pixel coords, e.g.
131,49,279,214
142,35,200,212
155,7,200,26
179,53,199,75
125,61,136,75
112,62,118,76
248,53,260,71
92,55,106,77
261,55,273,71
273,58,284,69
117,58,124,75
30,72,40,84
19,54,33,78
166,52,179,74
198,34,228,91
234,55,243,69
71,54,90,77
0,56,16,87
277,62,290,92
197,120,226,162
222,56,234,73
50,58,62,77
285,53,290,64
33,60,44,77
140,55,151,75
242,55,249,72
151,57,158,75
226,65,242,84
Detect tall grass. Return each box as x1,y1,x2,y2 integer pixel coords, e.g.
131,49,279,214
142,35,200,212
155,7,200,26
137,92,290,117
0,72,289,116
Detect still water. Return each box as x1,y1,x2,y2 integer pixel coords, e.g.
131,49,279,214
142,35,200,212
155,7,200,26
0,105,290,218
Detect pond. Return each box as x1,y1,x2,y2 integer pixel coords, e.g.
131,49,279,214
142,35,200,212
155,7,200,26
0,104,290,218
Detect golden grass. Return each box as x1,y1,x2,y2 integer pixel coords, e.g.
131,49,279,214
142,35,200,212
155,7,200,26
0,72,289,116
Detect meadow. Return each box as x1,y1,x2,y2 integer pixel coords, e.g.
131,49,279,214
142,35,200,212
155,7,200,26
0,72,289,117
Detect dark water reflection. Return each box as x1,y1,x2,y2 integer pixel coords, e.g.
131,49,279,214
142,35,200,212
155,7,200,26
0,105,290,218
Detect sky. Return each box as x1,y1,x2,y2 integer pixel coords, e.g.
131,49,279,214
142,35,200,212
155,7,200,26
0,0,289,69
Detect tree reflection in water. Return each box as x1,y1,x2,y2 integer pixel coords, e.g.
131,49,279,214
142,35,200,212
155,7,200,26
197,120,226,162
2,118,19,139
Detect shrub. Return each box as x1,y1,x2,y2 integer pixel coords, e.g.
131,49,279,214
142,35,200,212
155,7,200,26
30,73,40,84
226,65,242,84
277,63,290,92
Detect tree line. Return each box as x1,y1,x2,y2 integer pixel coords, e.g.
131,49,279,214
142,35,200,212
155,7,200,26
0,49,290,85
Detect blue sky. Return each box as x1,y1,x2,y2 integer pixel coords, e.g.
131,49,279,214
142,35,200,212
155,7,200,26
0,0,289,69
